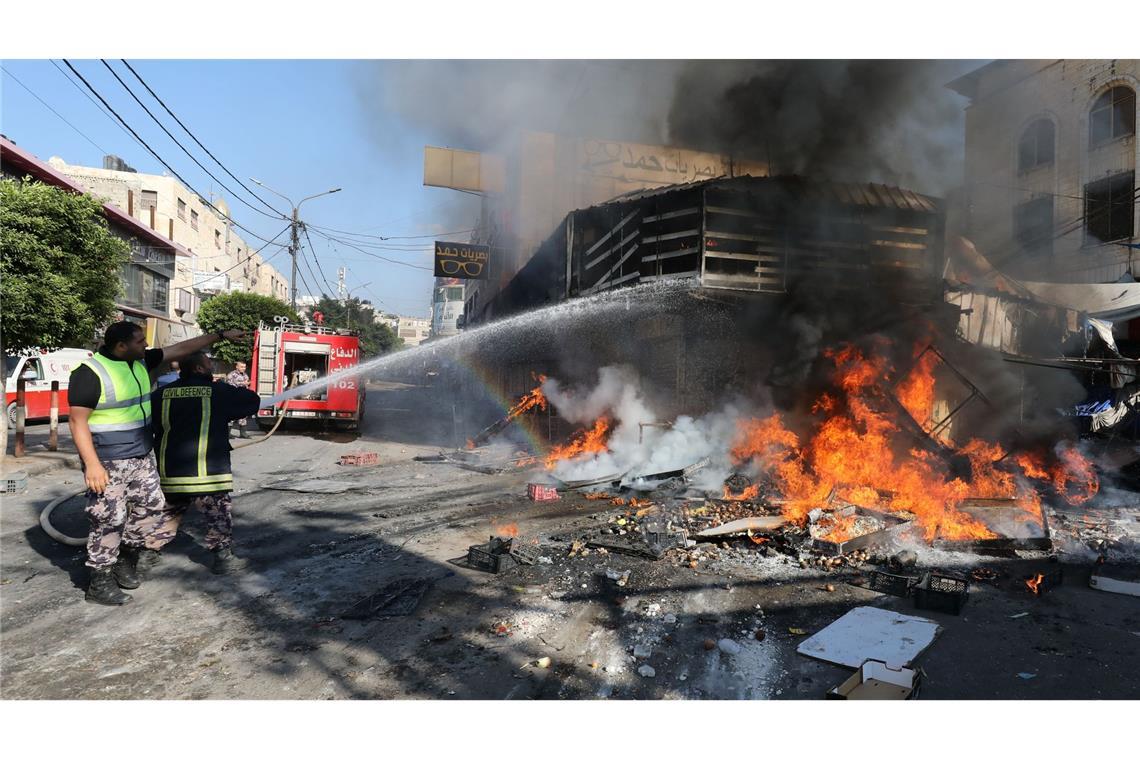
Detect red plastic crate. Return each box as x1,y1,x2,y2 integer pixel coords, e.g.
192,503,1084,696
527,483,560,501
339,452,379,466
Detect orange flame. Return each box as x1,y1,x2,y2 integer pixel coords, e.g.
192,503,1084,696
493,523,519,538
584,491,611,500
1026,573,1044,595
726,342,1069,541
896,347,939,435
544,417,611,469
1016,446,1099,505
723,483,761,501
1054,444,1099,505
508,374,548,421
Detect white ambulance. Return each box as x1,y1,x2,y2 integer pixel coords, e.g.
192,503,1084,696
5,348,94,427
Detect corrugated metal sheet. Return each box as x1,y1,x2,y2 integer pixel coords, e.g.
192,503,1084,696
591,175,940,214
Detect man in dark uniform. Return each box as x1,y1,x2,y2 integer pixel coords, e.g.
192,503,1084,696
148,350,261,574
68,321,245,605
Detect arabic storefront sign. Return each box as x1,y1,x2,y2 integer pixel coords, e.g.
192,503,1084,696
433,241,489,280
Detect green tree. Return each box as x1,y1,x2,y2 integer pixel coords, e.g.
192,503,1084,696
196,291,298,364
0,178,131,351
312,296,402,357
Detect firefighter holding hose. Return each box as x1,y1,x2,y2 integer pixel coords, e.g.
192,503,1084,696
144,350,261,575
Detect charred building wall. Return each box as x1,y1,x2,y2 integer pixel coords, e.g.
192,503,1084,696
464,176,965,426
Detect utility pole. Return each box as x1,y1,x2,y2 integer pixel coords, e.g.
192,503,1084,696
249,179,342,315
290,208,300,312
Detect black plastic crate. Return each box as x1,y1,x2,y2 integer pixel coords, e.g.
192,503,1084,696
509,541,541,566
869,570,917,597
913,572,969,615
467,538,519,574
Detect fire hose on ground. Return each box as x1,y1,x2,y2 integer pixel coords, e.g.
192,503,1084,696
39,402,291,547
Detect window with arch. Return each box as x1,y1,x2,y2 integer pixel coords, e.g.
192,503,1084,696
1089,86,1136,145
1018,119,1055,172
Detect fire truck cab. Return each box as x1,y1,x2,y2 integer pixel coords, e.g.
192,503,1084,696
252,320,366,430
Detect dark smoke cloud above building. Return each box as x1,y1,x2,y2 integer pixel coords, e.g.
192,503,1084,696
667,60,978,195
359,60,980,198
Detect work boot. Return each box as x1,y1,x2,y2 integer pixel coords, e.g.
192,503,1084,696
135,548,162,579
211,546,243,575
86,568,132,605
112,547,141,589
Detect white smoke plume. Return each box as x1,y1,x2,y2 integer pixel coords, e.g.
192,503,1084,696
541,366,761,486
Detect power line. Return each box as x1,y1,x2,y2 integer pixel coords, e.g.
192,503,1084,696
209,224,292,278
311,231,437,253
99,59,285,222
307,227,430,272
61,59,284,249
298,244,332,298
300,223,337,292
118,59,286,219
305,222,479,241
1,66,108,155
50,59,154,157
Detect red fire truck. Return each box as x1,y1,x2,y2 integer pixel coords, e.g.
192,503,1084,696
251,319,366,431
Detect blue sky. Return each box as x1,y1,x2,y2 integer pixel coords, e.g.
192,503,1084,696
1,59,476,317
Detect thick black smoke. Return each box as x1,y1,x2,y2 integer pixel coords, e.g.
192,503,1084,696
667,60,976,194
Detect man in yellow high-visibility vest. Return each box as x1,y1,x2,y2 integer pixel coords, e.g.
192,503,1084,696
68,321,245,605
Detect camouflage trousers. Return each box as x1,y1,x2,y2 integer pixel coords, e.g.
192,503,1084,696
85,453,166,569
147,493,234,552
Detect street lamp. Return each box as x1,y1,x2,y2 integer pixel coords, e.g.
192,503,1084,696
250,178,342,311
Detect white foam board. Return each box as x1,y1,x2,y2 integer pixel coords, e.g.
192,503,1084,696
797,606,942,669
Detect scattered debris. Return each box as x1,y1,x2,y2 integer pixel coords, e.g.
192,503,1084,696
1017,672,1037,680
717,639,742,655
340,578,434,619
638,665,656,678
890,550,918,569
264,478,367,494
338,452,378,466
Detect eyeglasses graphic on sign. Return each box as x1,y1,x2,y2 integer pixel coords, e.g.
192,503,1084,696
439,259,484,276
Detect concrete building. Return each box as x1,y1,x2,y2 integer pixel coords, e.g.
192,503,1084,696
395,315,432,347
948,60,1138,284
45,155,291,333
1,136,191,344
431,278,464,338
424,131,769,326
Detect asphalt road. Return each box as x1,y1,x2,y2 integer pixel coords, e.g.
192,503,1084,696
2,384,1138,699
